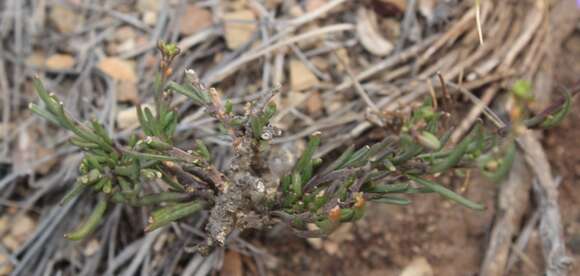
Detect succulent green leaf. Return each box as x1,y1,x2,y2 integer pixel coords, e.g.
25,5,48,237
315,219,337,234
102,178,113,194
195,139,211,161
339,208,354,222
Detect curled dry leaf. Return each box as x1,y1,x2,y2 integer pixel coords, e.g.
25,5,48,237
357,8,394,56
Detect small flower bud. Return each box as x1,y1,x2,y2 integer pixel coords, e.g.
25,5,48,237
417,131,441,150
354,193,365,209
329,206,341,222
485,160,499,172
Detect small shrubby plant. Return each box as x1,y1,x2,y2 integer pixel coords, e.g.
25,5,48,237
29,42,572,254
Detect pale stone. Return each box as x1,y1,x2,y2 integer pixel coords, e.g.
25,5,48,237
45,54,75,70
223,10,257,49
306,91,323,115
143,11,157,26
97,58,137,82
290,59,319,91
305,0,327,12
400,257,434,276
83,239,100,256
179,5,213,35
49,4,82,33
137,0,161,13
117,105,153,129
117,106,139,129
116,81,139,104
0,252,13,275
25,52,46,67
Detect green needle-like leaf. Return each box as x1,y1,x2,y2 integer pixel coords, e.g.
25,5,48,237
408,175,484,210
324,145,355,173
479,141,517,182
60,180,89,205
167,81,209,105
364,183,409,194
294,132,321,179
371,196,412,205
28,103,60,126
65,198,108,240
195,139,211,161
541,89,572,128
342,145,370,168
146,201,205,231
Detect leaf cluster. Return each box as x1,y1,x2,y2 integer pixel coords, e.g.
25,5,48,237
30,43,574,250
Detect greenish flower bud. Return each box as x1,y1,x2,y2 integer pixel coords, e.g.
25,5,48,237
511,80,533,101
140,169,163,180
417,131,441,150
